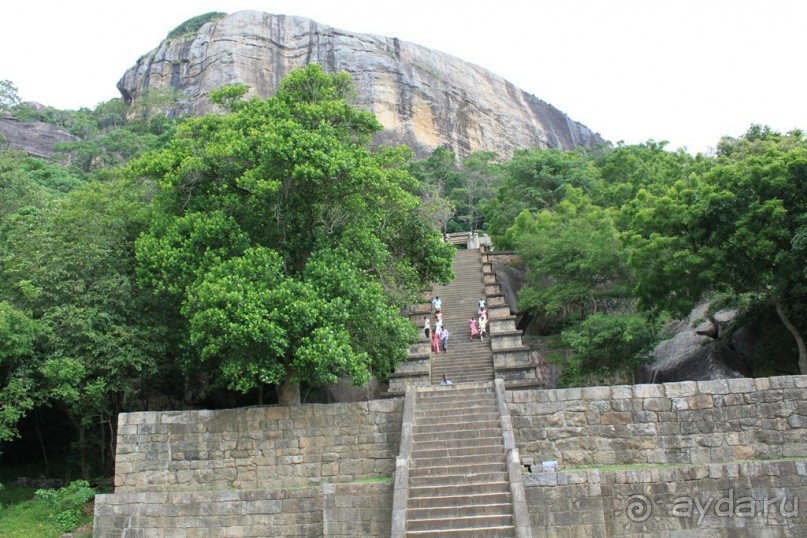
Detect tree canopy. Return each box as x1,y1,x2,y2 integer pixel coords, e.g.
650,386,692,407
134,65,454,403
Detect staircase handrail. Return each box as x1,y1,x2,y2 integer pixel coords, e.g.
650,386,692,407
391,386,416,537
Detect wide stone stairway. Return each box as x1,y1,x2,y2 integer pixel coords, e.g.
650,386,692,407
429,248,495,384
391,245,532,537
403,383,519,537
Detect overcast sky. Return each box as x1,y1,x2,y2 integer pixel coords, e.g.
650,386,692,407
2,1,805,155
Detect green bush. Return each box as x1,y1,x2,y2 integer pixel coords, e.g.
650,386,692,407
167,12,227,39
34,480,95,532
560,313,655,385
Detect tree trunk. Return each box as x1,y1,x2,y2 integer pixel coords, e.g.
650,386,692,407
78,425,88,480
33,411,49,468
772,295,807,374
277,370,301,405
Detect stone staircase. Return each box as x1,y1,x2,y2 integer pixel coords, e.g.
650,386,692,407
429,248,495,385
481,252,541,389
393,382,530,537
387,247,541,394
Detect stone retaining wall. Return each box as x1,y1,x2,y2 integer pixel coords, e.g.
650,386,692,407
113,399,402,493
524,460,807,537
94,374,807,536
94,482,392,537
506,375,807,467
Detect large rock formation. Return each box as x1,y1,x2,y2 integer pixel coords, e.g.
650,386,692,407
0,116,78,159
117,10,604,159
636,302,750,383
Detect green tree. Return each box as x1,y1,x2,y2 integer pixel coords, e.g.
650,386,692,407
1,173,161,475
0,80,21,113
135,65,453,404
484,147,601,247
454,151,501,232
0,301,38,443
594,140,710,210
560,312,654,384
624,126,807,374
507,187,631,326
409,147,459,234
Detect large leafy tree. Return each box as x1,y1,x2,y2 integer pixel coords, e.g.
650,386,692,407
135,65,453,404
624,127,807,374
484,147,601,247
0,172,161,475
508,187,631,324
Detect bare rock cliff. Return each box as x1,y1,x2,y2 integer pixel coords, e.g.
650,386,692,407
0,116,78,159
117,10,604,158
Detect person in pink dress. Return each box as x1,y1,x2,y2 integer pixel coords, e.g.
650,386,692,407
431,326,440,353
469,317,479,340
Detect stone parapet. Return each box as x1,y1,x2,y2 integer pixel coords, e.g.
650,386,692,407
507,375,807,467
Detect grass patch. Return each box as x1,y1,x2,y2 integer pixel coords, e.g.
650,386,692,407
559,456,807,473
0,494,65,538
0,473,95,538
351,476,393,484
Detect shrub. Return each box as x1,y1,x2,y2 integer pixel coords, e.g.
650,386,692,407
167,12,227,39
560,313,654,384
34,480,96,532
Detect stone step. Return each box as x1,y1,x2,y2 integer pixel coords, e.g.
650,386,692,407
407,502,514,521
412,408,497,422
406,514,514,532
415,408,498,422
411,452,506,469
416,390,494,402
410,470,509,487
414,409,499,423
405,525,516,537
415,388,494,398
415,399,496,413
409,480,511,500
416,395,495,407
413,428,502,444
431,363,492,373
430,373,494,385
414,419,500,435
410,461,506,475
407,491,512,510
412,444,505,460
412,436,504,453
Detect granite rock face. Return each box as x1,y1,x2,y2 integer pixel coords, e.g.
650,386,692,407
117,10,604,159
0,116,78,159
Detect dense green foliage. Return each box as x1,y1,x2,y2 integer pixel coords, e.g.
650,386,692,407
1,63,805,485
0,479,94,537
559,313,656,386
134,65,453,402
34,480,96,532
167,12,227,39
409,147,501,234
482,131,807,380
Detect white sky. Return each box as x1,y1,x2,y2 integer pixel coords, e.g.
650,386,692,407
2,0,805,155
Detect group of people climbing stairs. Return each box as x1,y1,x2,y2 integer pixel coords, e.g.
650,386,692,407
395,247,531,537
428,248,495,385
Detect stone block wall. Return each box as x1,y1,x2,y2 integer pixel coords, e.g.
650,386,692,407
113,398,402,493
94,482,392,537
506,375,807,467
524,460,807,537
